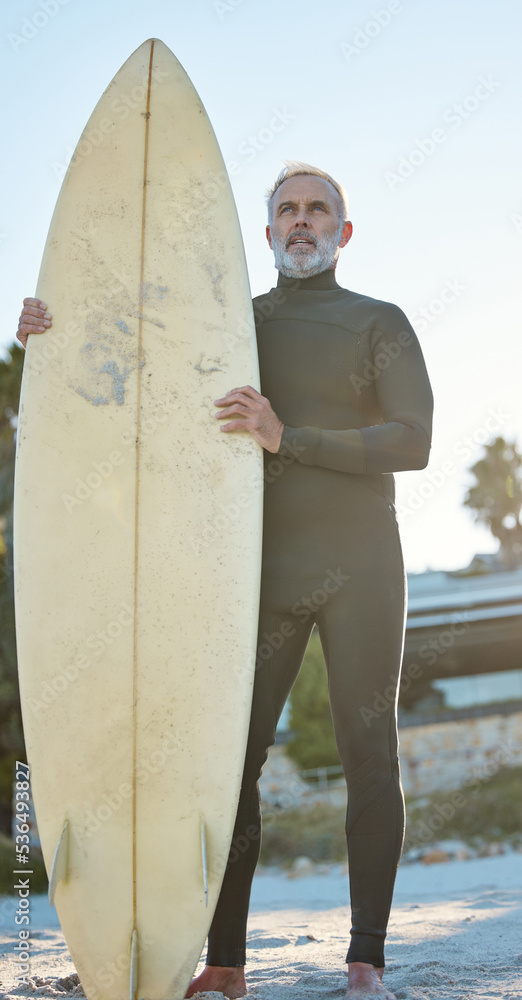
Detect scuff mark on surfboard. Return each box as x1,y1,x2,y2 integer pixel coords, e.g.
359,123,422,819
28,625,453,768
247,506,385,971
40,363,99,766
76,360,133,406
139,281,169,302
115,320,134,336
73,321,140,407
205,265,225,306
137,313,166,329
76,387,109,406
194,354,223,375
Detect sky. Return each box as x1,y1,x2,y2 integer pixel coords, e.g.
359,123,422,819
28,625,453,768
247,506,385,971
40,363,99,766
1,0,521,573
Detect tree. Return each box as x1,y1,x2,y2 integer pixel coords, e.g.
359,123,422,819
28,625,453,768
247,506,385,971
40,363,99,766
464,436,522,569
0,343,25,834
286,631,341,772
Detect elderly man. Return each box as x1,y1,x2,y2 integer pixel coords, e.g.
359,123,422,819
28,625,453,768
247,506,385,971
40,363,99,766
17,162,433,1000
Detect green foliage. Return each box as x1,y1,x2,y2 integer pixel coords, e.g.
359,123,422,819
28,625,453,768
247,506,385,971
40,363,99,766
0,344,24,516
406,765,522,848
286,631,341,772
259,766,522,867
464,436,522,567
0,345,25,834
260,803,347,866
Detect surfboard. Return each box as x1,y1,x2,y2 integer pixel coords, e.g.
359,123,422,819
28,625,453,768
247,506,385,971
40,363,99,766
14,38,263,1000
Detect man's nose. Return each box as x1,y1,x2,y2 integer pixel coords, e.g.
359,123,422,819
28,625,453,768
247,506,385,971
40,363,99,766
294,211,310,227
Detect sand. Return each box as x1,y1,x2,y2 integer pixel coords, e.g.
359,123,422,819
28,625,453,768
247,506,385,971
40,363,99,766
1,853,522,1000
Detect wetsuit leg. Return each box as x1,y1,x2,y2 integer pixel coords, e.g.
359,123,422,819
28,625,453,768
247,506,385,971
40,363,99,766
314,512,406,969
206,586,314,966
208,507,406,969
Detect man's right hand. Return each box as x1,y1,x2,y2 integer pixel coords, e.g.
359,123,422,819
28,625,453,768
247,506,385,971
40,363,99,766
16,298,52,349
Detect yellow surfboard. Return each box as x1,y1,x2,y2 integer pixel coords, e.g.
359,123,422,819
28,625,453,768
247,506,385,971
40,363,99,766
14,38,262,1000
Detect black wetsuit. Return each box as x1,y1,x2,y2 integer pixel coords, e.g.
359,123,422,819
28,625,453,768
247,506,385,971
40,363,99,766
207,268,434,969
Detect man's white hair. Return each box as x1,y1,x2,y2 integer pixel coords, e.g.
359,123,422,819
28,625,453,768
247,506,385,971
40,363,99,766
266,161,349,224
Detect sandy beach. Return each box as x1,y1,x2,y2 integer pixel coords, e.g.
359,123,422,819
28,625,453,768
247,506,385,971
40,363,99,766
1,853,522,1000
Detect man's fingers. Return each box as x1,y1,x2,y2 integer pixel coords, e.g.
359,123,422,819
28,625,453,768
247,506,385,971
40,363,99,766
18,315,50,333
225,385,257,395
212,384,281,452
16,327,42,348
23,297,47,309
215,393,264,411
215,401,251,418
218,418,249,433
16,297,52,348
21,305,51,321
18,323,46,334
16,298,53,348
215,385,260,404
18,319,50,332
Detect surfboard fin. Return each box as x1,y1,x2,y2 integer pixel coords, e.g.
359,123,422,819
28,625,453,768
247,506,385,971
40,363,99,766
130,928,139,1000
200,819,208,907
48,820,69,907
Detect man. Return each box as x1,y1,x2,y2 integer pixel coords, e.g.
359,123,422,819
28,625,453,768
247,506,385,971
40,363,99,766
17,162,433,1000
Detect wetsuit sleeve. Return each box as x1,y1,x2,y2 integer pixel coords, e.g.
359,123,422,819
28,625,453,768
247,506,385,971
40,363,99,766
278,306,433,475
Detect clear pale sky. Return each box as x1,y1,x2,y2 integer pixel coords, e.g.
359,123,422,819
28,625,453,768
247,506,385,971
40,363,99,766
2,0,521,573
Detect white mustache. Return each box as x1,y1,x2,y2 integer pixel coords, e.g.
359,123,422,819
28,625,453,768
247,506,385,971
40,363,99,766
285,232,318,249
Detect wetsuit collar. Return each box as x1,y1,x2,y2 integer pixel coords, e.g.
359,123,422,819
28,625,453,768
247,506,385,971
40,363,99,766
276,269,341,291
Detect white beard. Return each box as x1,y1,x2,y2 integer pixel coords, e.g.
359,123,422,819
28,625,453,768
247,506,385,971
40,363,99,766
270,223,344,278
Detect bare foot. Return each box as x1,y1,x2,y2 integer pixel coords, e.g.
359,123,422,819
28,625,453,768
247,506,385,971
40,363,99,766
346,962,396,1000
186,965,247,999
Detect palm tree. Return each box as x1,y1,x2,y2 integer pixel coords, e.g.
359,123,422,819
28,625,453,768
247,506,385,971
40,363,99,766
464,436,522,570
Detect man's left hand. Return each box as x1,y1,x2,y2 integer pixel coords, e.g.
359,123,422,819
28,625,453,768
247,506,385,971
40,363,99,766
214,385,284,453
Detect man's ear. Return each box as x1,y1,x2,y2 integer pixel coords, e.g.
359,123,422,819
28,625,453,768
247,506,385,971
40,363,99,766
266,224,273,249
339,221,353,248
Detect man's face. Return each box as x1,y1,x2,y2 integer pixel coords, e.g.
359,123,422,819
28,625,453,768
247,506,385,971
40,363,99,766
266,175,352,278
